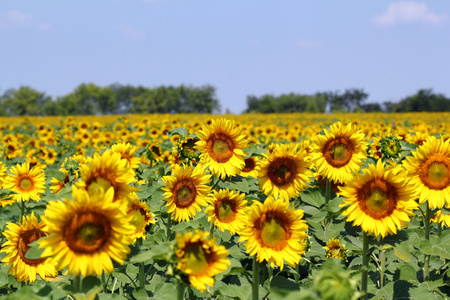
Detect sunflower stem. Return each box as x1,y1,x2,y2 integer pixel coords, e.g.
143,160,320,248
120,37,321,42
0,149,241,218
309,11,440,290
20,200,25,220
252,256,260,300
361,231,369,300
295,264,300,283
138,238,145,288
74,275,82,293
438,222,442,237
325,178,331,203
101,273,107,293
177,280,185,300
424,204,431,281
167,215,172,240
209,222,215,238
267,262,273,282
379,249,386,288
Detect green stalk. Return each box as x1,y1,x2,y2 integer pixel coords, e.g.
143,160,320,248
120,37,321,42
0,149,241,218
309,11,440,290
167,215,172,240
295,264,300,283
361,231,369,300
424,204,431,281
101,273,106,293
325,178,331,203
177,280,185,300
252,256,260,300
138,238,145,288
20,200,25,220
74,275,82,293
209,222,215,238
379,250,386,288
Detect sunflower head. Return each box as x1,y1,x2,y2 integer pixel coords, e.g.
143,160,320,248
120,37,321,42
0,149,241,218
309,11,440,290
196,118,248,179
379,135,402,159
3,162,46,203
175,230,230,292
1,212,58,282
323,238,347,261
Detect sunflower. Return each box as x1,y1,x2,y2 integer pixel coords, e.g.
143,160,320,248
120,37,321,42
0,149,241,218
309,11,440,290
432,207,450,228
3,163,46,203
38,185,135,277
240,156,259,178
323,238,347,261
403,136,450,209
76,150,137,203
238,197,309,269
112,142,141,170
175,230,230,292
0,161,6,188
311,122,367,184
196,118,248,179
162,164,211,222
339,160,418,238
205,189,248,235
258,143,312,201
1,212,58,282
126,194,156,242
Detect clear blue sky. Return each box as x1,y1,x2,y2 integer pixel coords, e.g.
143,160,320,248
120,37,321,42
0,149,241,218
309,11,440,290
1,1,449,114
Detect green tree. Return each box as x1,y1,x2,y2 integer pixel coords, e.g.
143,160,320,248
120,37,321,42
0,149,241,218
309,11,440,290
1,86,51,116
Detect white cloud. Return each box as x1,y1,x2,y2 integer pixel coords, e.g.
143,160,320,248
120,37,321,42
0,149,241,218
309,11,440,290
296,38,322,49
372,1,448,27
114,24,147,40
0,10,51,30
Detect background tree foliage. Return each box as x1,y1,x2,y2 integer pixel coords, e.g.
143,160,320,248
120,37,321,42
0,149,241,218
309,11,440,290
0,83,220,116
1,85,450,116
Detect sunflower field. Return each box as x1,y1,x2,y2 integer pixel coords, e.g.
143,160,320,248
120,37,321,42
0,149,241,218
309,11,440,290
0,112,450,300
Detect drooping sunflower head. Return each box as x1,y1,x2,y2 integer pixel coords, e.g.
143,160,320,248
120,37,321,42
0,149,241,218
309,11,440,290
146,144,163,162
205,189,248,235
162,164,211,222
238,197,308,270
258,143,313,201
3,162,46,203
1,212,58,282
196,118,248,179
339,160,418,238
175,230,230,292
311,122,368,184
77,150,137,203
403,135,450,208
178,137,200,160
39,185,135,277
323,238,347,261
126,194,156,242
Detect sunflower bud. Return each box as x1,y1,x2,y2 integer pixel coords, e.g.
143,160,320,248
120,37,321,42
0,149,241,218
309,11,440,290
379,135,402,159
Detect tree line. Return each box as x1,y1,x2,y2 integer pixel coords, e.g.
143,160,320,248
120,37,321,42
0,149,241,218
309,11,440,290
245,88,450,113
0,83,220,116
1,84,449,116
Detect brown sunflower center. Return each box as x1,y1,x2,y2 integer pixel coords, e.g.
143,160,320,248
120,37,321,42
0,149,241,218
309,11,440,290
268,157,296,187
358,179,397,219
215,198,237,223
19,177,33,191
206,133,234,163
18,228,48,266
174,179,197,208
258,213,291,250
323,137,353,168
184,242,210,275
420,156,450,190
65,211,111,253
242,157,256,173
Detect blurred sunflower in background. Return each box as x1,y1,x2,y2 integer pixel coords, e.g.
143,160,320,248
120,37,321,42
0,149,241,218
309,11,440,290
323,238,347,261
239,156,259,178
258,143,312,201
196,118,248,179
126,194,155,242
1,212,58,283
162,164,211,222
175,230,230,292
311,122,367,184
111,142,141,170
3,162,46,203
238,197,308,269
339,160,418,238
39,186,135,277
205,189,247,235
403,135,450,209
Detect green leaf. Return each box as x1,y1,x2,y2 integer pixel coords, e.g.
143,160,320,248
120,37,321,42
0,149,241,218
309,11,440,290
393,242,412,262
25,240,45,260
393,264,417,282
166,127,188,137
419,231,450,260
45,170,66,182
300,188,325,208
129,242,172,263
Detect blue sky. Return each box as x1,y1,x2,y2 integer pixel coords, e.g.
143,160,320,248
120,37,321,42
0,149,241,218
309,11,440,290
1,1,449,114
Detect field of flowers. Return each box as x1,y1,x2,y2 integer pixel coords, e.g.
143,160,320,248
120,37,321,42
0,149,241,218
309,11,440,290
0,112,450,300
